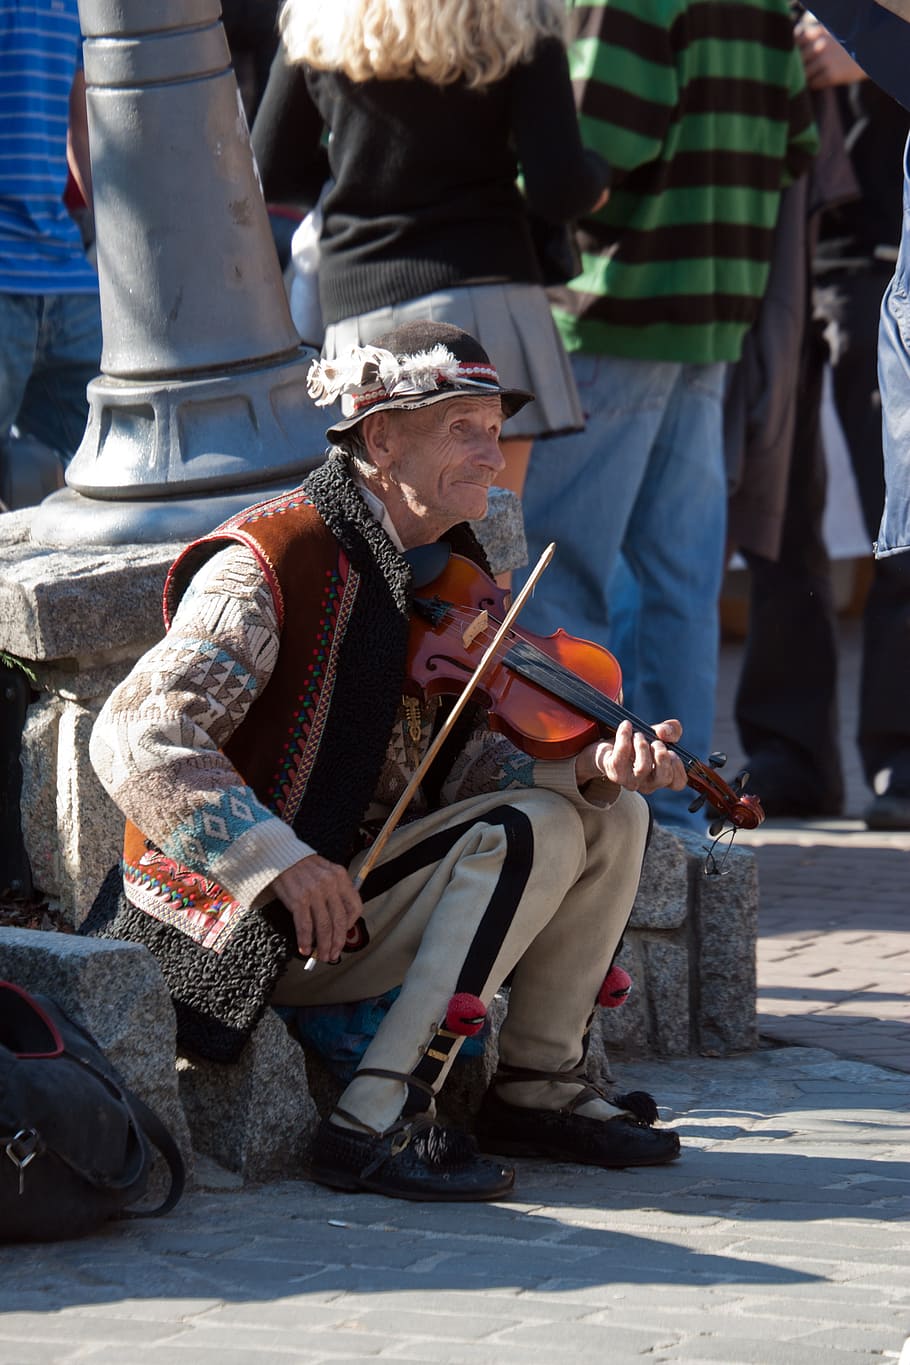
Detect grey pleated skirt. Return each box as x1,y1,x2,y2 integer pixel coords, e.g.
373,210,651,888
322,282,584,441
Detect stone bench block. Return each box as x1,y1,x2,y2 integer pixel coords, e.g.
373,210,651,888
597,824,758,1060
0,929,194,1180
19,693,63,899
677,828,758,1055
21,695,127,921
641,936,692,1055
0,510,174,661
630,823,690,929
177,1009,319,1183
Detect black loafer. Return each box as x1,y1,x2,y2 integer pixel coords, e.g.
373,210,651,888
309,1116,515,1201
474,1089,681,1168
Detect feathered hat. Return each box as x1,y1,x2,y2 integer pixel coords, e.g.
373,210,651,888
306,320,534,443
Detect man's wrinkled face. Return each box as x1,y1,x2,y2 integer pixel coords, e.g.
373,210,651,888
376,396,506,537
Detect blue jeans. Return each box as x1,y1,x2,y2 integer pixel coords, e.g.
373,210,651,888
515,352,728,828
0,290,102,458
876,133,910,558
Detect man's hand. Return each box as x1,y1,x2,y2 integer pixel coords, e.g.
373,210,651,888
796,17,867,89
575,719,689,796
272,854,363,965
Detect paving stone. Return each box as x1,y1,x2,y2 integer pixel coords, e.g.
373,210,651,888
71,1298,222,1322
0,1345,86,1365
391,1342,659,1365
324,1289,592,1322
0,1314,181,1345
78,1351,322,1365
167,1324,392,1355
666,1335,881,1364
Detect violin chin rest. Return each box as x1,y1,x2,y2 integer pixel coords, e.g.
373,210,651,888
403,542,451,587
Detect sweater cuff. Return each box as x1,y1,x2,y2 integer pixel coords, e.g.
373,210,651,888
532,756,621,810
211,817,316,909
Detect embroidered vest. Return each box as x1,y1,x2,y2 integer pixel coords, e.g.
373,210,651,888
120,456,415,949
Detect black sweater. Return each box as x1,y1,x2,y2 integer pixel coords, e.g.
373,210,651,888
251,38,609,325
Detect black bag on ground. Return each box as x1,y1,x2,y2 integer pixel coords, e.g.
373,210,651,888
0,980,185,1242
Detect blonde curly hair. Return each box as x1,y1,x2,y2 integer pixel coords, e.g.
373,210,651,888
279,0,567,88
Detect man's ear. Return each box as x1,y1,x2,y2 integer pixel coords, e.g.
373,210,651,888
361,411,395,470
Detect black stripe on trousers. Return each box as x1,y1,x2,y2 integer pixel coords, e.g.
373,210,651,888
360,805,534,1092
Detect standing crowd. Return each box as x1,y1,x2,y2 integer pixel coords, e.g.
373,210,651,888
4,0,908,831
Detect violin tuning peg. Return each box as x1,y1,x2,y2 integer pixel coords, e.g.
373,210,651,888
708,751,727,769
687,794,707,814
733,768,751,793
708,816,727,837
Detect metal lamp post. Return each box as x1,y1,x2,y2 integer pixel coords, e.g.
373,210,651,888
31,0,325,547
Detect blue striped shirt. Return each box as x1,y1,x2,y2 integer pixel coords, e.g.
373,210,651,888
0,0,97,292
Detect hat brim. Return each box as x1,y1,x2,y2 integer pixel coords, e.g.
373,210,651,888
324,384,534,444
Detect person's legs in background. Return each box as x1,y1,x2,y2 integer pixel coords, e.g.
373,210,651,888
0,293,41,444
610,362,728,829
827,266,910,826
734,313,845,816
515,352,674,643
14,290,102,459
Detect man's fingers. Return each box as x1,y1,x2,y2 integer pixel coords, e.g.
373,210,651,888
650,742,688,792
651,718,682,745
275,854,364,964
291,901,317,958
632,729,653,779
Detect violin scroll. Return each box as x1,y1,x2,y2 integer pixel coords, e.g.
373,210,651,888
695,764,765,834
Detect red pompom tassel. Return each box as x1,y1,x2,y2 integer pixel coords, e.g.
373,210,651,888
598,966,632,1008
445,992,486,1036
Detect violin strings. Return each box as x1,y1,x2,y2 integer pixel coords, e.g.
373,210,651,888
435,604,702,770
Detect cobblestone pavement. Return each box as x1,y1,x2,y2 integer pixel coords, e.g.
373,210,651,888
2,615,908,1364
1,1049,907,1365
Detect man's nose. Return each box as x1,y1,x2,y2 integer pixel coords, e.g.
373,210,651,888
482,433,506,471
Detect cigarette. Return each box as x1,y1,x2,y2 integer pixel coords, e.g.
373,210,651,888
303,954,318,972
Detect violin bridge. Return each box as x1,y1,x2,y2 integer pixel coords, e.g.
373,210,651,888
462,609,489,651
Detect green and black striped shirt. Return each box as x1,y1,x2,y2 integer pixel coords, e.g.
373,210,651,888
552,0,819,363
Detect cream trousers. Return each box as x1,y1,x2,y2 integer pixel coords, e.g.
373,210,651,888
273,786,650,1132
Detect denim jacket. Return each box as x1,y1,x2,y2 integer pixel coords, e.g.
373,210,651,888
810,0,910,555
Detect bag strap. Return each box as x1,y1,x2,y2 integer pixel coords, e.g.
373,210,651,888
58,1046,186,1217
116,1083,186,1218
3,987,187,1218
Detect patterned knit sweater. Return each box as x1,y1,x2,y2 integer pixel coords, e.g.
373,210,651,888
551,0,820,363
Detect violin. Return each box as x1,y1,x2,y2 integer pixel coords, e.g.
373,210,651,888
407,552,764,832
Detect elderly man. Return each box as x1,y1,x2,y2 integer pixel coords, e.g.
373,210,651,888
86,321,685,1202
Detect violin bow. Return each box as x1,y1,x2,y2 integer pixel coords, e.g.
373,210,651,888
303,540,556,970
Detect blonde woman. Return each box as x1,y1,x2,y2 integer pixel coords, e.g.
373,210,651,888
252,0,610,500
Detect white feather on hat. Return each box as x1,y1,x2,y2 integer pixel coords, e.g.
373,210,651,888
307,343,464,410
306,345,394,407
